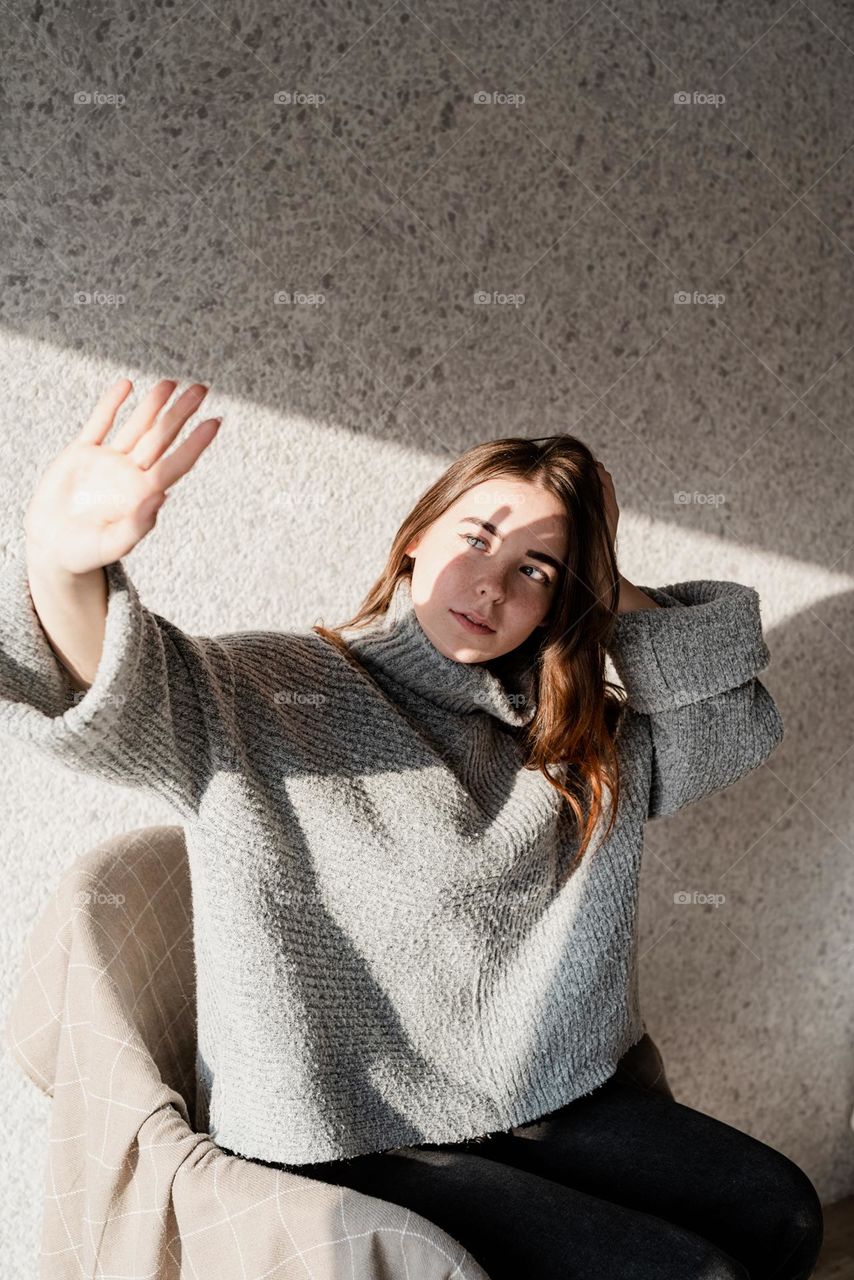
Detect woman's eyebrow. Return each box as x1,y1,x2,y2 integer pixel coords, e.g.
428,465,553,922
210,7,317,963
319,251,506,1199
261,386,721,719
459,516,564,572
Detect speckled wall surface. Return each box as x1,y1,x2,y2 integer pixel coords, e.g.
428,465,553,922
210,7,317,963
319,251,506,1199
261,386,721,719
2,0,853,1271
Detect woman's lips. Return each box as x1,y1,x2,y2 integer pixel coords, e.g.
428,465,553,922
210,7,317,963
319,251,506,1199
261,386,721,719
450,609,495,635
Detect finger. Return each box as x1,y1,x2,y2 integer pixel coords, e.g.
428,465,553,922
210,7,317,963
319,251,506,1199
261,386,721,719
78,377,134,446
111,378,178,453
146,417,221,491
129,382,209,471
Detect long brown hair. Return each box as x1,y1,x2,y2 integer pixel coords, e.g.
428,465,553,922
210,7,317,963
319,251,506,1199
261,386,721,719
313,434,627,884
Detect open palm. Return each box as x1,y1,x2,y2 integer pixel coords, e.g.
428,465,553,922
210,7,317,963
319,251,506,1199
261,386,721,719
24,378,221,577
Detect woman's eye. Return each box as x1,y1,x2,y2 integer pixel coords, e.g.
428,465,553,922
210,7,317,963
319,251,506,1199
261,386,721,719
522,564,552,586
461,533,552,586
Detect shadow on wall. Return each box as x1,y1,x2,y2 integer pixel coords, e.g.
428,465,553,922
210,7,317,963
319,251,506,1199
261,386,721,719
2,0,852,569
635,583,854,1205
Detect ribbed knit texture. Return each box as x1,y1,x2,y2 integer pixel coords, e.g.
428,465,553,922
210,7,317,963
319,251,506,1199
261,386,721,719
0,540,784,1165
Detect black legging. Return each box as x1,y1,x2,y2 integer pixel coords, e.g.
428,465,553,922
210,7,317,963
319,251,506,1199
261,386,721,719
224,1070,824,1279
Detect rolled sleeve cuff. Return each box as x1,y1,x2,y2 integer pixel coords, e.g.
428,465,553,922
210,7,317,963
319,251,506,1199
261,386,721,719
604,580,771,715
0,539,143,748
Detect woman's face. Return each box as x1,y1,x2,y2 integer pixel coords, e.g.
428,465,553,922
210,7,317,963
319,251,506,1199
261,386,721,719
404,475,569,663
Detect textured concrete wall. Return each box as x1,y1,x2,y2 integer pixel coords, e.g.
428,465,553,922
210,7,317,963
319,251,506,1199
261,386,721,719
2,0,853,1271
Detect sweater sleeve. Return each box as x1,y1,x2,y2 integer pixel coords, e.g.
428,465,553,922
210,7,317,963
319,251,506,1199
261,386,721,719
0,537,245,820
604,580,784,820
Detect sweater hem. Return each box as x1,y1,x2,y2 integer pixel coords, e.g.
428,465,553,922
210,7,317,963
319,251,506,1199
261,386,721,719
207,1019,648,1167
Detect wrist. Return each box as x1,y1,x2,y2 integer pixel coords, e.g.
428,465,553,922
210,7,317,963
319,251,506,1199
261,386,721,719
26,551,107,614
25,540,99,589
617,575,662,614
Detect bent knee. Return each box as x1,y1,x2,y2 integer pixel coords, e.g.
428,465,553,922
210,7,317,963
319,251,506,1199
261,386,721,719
673,1231,750,1280
765,1153,824,1273
607,1215,751,1279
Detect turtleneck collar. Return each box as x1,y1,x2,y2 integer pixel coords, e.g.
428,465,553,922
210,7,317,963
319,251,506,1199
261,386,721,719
339,575,537,727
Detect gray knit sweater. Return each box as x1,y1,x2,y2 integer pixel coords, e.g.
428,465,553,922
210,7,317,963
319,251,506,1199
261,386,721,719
0,538,783,1165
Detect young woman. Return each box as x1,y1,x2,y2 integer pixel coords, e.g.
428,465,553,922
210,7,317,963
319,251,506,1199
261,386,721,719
2,377,823,1279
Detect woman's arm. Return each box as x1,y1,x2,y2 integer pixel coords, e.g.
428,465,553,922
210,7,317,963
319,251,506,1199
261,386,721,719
0,376,235,815
26,556,110,692
605,579,784,820
593,464,781,818
0,537,246,819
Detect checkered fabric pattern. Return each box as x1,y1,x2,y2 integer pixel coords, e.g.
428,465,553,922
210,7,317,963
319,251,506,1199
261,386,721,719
6,823,489,1280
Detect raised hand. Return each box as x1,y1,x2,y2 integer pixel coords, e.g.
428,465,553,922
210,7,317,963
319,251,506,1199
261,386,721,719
24,377,222,576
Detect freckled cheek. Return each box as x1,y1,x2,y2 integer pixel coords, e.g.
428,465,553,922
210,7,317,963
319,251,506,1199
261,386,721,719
500,607,533,642
519,603,550,639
